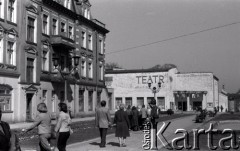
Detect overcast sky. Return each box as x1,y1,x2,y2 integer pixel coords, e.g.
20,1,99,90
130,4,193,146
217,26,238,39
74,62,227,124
90,0,240,93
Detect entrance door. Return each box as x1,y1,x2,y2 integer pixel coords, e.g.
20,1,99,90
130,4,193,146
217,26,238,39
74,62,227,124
178,101,187,111
26,93,33,121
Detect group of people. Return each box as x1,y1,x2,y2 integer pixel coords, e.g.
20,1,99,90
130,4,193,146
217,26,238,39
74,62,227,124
126,104,149,131
95,99,159,148
95,100,131,148
0,102,72,151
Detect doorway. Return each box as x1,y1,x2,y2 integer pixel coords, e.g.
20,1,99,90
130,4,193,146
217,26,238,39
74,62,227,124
26,93,33,121
178,101,187,111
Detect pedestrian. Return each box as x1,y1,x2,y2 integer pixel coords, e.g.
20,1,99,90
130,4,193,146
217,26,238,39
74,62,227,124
131,106,139,131
126,105,132,130
0,107,12,151
54,102,72,151
22,103,54,151
140,104,147,129
95,100,112,148
220,105,224,112
114,103,130,147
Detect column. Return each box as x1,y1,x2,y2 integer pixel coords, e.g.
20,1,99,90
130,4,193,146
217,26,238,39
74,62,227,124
202,93,207,110
187,96,190,111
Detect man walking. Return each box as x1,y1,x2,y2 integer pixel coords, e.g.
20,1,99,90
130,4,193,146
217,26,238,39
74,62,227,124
0,107,12,151
95,100,111,148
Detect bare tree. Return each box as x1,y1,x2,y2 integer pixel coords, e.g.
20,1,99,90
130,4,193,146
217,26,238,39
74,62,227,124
150,63,177,70
105,62,122,70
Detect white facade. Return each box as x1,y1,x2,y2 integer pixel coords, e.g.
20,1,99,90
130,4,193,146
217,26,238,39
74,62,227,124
219,90,228,112
106,68,219,112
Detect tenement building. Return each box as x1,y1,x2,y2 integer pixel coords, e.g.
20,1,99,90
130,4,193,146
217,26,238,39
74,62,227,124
105,68,228,112
0,0,109,122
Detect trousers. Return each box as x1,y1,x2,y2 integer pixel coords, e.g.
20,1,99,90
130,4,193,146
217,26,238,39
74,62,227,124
57,131,70,151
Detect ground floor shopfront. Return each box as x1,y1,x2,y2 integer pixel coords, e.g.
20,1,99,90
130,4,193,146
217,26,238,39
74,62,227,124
0,77,110,122
106,68,222,112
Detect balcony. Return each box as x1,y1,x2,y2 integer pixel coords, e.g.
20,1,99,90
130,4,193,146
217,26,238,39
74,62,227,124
50,32,75,49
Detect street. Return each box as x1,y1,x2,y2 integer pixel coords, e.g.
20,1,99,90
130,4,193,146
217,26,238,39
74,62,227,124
67,115,204,151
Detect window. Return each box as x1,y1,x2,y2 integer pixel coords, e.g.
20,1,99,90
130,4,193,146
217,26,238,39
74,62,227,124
6,41,14,65
88,91,93,111
60,55,66,71
42,90,47,102
51,91,56,112
88,35,92,50
97,92,101,106
81,31,86,48
8,0,16,22
79,90,84,112
99,62,104,80
0,38,3,63
68,26,73,40
27,17,35,42
42,14,48,34
61,22,66,36
42,45,49,71
81,59,86,77
0,0,5,19
108,93,112,110
64,0,71,9
99,39,104,54
84,8,90,19
125,97,132,107
157,97,165,110
88,61,93,78
115,97,122,109
26,58,34,83
137,97,144,107
60,91,64,102
0,85,12,111
52,18,58,35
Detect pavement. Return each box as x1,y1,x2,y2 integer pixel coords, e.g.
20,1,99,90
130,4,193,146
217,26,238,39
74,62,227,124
66,115,210,151
10,116,96,129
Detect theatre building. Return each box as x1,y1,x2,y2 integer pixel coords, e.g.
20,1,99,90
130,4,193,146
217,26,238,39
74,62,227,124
105,68,223,112
0,0,109,122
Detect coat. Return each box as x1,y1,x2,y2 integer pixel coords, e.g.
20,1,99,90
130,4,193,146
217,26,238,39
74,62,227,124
95,107,111,128
0,121,11,151
114,109,130,137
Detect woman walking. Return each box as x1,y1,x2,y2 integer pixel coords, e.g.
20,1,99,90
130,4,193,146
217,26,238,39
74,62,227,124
114,104,130,147
131,106,139,131
22,103,54,151
54,103,72,151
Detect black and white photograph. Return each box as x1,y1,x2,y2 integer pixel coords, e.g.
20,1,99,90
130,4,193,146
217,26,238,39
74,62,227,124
0,0,240,150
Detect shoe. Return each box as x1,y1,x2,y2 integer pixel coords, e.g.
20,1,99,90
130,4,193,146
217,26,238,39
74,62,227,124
50,147,55,151
100,145,106,148
122,143,127,147
119,143,123,147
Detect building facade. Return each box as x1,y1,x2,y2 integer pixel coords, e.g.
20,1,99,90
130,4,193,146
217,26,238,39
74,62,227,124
0,0,109,122
105,68,222,112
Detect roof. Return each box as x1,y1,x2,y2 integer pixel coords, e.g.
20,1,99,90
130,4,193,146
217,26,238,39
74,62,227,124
105,68,170,74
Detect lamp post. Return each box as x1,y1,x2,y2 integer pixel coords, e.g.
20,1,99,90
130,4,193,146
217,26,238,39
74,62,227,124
147,81,161,150
52,55,80,102
148,81,162,100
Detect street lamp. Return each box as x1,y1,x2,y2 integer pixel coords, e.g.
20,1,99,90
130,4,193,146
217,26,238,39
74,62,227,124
147,81,162,150
148,81,162,99
52,54,80,102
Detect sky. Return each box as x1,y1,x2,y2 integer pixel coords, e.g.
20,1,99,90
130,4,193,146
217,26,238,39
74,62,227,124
90,0,240,93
